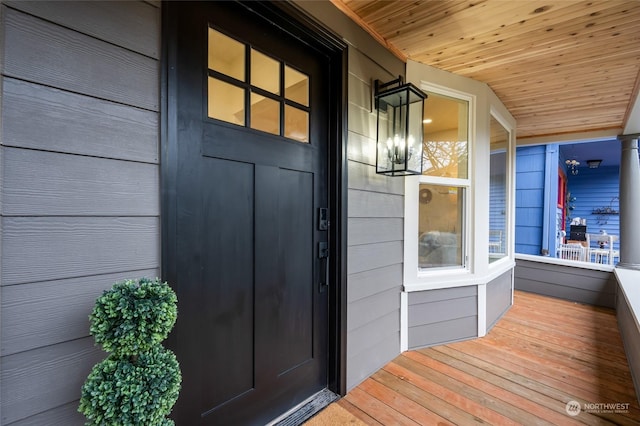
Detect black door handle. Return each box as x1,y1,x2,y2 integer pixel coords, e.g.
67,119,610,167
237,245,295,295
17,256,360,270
319,241,329,292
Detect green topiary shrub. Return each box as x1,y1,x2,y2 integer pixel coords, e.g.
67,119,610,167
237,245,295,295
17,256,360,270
89,277,178,355
79,278,181,426
78,346,181,425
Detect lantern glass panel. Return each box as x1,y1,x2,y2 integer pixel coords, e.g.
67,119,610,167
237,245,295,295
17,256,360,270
376,85,425,176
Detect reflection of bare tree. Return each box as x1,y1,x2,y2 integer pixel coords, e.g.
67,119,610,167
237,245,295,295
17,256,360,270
422,140,468,177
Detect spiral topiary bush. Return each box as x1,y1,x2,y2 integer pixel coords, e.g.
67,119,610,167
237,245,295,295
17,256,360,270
79,278,181,426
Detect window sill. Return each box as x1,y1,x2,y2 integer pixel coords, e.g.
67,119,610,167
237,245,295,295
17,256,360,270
404,259,515,292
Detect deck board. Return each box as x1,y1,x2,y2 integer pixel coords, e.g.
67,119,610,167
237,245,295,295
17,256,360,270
315,291,640,425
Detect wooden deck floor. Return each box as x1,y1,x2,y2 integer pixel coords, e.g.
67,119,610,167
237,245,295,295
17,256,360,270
335,291,640,425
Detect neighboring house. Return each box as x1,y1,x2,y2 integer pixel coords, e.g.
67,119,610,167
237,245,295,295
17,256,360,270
515,141,620,260
0,2,638,426
515,145,549,256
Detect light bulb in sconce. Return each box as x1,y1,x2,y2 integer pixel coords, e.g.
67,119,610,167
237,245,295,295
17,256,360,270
386,135,415,165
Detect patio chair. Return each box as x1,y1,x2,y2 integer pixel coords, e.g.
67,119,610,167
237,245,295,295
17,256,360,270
586,233,619,265
557,243,587,262
488,230,503,254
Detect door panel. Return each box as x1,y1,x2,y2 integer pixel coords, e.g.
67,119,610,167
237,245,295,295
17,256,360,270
273,169,314,374
167,2,330,424
201,157,255,411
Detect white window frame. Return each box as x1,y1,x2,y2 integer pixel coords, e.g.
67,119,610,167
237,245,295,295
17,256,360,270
488,107,515,271
404,84,476,291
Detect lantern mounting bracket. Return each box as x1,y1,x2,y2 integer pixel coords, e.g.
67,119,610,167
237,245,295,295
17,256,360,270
374,75,404,109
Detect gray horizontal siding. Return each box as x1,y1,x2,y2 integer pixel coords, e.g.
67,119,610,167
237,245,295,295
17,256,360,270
408,286,478,350
344,43,405,390
6,0,160,59
348,161,403,194
486,270,513,329
409,317,478,349
515,258,615,308
348,287,400,332
2,147,159,216
3,78,159,162
1,217,160,286
346,326,400,391
0,2,161,423
348,241,403,275
9,402,85,426
347,41,404,388
4,7,159,111
348,264,403,303
1,268,159,356
348,218,403,246
347,131,376,165
0,338,106,425
347,101,377,141
345,53,400,166
348,190,404,218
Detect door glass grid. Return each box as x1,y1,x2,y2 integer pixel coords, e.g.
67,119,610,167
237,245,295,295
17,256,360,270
207,27,310,143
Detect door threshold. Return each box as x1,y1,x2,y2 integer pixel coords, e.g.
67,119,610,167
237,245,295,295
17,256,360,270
267,388,339,426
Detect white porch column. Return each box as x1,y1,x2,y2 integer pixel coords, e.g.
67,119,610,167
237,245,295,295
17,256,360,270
618,135,640,270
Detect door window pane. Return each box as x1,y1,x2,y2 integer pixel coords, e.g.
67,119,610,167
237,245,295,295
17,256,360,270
208,28,245,81
251,93,279,135
418,184,465,269
285,66,309,106
207,27,312,142
489,116,509,261
422,92,469,179
208,77,245,125
284,106,309,143
251,49,280,95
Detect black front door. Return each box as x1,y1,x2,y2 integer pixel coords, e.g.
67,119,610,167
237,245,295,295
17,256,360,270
165,2,334,424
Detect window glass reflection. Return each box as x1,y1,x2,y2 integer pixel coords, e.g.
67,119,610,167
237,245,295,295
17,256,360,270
285,66,309,106
422,92,469,179
285,105,309,143
251,49,280,95
208,77,245,125
418,184,465,269
489,116,509,261
251,93,279,135
208,28,244,81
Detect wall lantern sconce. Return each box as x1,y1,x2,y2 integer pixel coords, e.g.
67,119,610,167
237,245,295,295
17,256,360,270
587,159,602,169
565,159,580,175
375,76,427,176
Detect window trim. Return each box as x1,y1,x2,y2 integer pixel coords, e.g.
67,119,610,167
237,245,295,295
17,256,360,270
488,106,515,272
404,84,476,291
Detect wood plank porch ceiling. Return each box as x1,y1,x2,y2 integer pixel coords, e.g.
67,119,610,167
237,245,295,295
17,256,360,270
331,0,640,140
332,291,640,425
